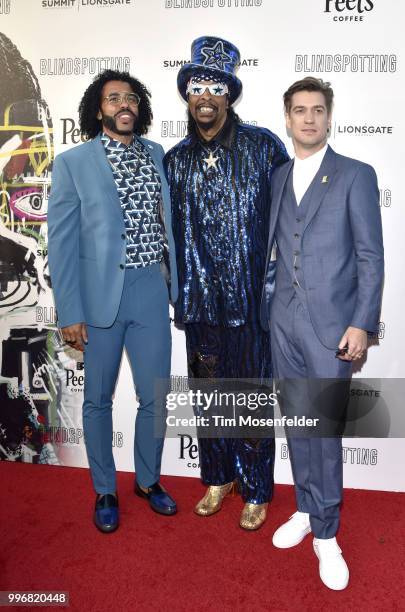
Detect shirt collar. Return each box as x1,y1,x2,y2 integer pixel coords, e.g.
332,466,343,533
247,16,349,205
294,144,328,170
190,115,236,150
101,132,136,153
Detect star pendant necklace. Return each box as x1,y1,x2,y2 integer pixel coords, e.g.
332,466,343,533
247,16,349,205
203,144,221,171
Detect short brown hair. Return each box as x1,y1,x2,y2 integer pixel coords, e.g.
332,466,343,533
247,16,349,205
283,77,334,114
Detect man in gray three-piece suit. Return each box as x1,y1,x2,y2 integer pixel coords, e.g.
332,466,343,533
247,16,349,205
48,70,178,533
261,77,384,590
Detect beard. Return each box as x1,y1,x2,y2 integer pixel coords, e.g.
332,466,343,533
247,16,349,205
102,111,137,136
187,106,229,137
195,117,217,132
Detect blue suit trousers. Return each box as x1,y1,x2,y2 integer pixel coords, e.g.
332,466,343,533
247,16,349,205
82,264,171,494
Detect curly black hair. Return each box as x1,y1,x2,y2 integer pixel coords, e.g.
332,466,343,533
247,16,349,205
78,69,153,139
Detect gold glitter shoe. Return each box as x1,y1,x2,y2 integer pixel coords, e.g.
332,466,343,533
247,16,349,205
194,482,234,516
239,502,268,531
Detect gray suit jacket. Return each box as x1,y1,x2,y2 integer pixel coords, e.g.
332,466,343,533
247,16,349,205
48,133,178,329
260,145,384,349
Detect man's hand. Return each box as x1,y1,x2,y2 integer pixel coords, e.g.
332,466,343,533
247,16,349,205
62,323,88,352
337,326,367,361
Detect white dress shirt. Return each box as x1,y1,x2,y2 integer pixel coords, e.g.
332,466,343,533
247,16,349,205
293,144,328,206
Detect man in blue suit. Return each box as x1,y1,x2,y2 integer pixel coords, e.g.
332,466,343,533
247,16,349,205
261,77,384,589
48,70,178,533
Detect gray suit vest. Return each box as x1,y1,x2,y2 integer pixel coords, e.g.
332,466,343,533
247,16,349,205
274,165,316,307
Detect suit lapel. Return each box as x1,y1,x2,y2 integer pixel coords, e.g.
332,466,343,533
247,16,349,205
89,134,123,217
303,145,337,232
263,159,293,277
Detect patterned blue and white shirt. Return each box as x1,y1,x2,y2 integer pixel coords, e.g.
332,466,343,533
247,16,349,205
102,133,164,268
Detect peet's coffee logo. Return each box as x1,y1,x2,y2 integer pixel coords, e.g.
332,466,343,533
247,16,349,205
60,118,86,145
0,0,11,14
178,434,200,469
163,57,259,68
65,368,84,391
325,0,374,11
324,0,374,21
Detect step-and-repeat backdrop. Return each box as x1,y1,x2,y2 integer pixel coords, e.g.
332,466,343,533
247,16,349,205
0,0,403,491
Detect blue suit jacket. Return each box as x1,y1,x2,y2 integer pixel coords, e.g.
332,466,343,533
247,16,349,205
48,133,178,328
260,146,384,349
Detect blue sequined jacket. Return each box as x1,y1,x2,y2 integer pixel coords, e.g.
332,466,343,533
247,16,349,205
164,118,289,327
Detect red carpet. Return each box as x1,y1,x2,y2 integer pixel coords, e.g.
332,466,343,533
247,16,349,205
1,462,404,611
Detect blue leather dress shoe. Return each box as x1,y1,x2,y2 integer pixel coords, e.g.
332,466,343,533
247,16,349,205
94,493,119,533
134,481,177,515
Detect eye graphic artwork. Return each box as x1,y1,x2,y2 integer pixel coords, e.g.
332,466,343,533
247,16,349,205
1,103,52,224
9,187,47,221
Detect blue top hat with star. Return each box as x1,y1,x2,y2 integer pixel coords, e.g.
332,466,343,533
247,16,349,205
177,36,242,105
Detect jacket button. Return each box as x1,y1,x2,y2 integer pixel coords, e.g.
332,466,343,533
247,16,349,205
294,233,300,239
120,264,125,269
293,281,298,286
121,234,126,240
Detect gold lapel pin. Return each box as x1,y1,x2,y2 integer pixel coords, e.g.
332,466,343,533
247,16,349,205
321,175,329,184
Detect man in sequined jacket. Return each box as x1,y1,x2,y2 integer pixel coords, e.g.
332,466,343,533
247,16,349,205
164,37,289,530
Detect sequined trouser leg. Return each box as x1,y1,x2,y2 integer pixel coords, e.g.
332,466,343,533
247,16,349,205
184,322,275,504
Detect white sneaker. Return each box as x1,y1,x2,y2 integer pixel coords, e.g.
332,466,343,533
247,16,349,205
313,537,349,590
272,511,311,548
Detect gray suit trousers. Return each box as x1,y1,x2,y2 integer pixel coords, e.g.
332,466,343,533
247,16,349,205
271,294,352,539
